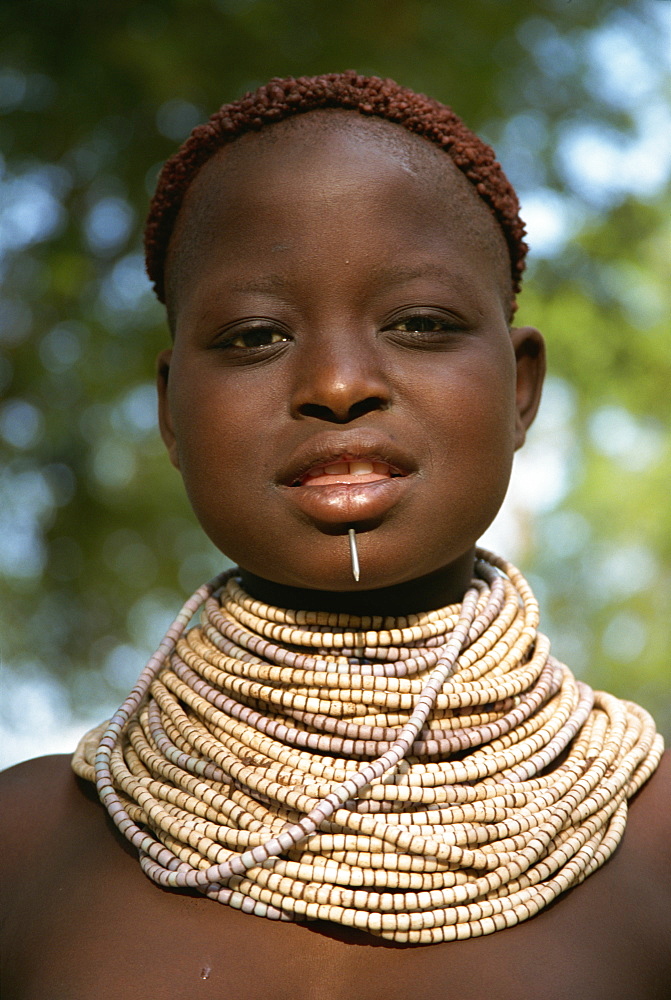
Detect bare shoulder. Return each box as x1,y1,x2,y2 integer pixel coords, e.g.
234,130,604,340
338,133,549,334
624,747,671,863
607,747,671,932
0,754,98,879
1,754,75,826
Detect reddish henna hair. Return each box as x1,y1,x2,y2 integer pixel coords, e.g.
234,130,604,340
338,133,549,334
144,71,527,309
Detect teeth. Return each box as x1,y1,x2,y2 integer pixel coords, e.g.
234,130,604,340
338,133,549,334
349,461,374,475
321,460,380,476
301,459,393,483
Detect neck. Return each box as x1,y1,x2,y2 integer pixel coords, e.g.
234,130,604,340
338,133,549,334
238,546,476,616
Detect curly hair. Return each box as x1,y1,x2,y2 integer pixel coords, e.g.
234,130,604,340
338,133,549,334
145,72,527,310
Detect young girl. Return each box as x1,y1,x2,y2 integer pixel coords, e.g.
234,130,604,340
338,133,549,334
2,73,669,999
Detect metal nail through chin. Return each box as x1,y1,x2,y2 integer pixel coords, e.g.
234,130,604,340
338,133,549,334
348,527,360,582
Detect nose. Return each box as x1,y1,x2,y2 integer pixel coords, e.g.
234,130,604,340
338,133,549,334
289,330,391,424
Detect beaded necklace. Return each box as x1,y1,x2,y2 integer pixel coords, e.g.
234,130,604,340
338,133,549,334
72,549,663,944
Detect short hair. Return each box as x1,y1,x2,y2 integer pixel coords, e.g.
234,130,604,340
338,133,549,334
144,71,527,311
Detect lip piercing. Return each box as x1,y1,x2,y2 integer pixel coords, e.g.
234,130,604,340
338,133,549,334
348,527,360,582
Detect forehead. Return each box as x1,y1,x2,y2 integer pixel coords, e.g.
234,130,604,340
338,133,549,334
165,110,511,318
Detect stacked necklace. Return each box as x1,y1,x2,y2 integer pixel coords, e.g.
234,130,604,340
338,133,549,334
72,549,663,944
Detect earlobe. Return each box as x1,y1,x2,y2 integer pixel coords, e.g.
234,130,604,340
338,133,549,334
156,348,181,470
510,326,546,449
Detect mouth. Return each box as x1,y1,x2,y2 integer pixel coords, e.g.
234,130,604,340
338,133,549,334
278,436,416,526
280,433,416,489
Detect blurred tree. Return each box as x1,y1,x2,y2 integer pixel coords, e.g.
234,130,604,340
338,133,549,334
1,0,669,760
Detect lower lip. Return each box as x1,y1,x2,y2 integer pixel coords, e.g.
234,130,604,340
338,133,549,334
280,476,413,525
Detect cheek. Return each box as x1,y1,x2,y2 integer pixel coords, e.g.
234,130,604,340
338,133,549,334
422,350,517,463
418,353,517,522
169,370,277,548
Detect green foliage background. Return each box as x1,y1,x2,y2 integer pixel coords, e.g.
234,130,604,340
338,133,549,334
1,0,669,760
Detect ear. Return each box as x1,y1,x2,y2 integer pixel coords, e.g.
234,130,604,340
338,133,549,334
156,348,180,470
510,326,546,450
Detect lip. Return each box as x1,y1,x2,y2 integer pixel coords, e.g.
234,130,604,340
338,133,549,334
276,431,418,526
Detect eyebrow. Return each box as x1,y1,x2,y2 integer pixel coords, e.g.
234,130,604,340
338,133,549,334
366,263,458,286
230,263,459,296
229,275,292,294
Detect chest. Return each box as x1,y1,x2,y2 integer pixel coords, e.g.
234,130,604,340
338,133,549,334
4,830,669,1000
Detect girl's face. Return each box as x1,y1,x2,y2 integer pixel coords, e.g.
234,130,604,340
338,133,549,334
158,114,544,602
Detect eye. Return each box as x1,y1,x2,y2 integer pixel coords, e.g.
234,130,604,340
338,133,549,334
230,327,288,348
218,324,291,351
389,315,450,334
383,311,464,344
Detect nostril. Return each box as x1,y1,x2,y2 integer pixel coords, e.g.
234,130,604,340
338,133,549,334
349,396,386,420
298,402,342,422
298,397,387,424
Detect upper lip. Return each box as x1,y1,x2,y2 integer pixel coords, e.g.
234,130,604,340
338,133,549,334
277,431,417,487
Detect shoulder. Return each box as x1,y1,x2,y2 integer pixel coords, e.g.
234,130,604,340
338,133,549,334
0,752,84,813
0,754,98,875
625,746,671,862
630,749,671,828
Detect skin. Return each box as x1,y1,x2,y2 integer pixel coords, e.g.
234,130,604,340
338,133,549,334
1,112,669,999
